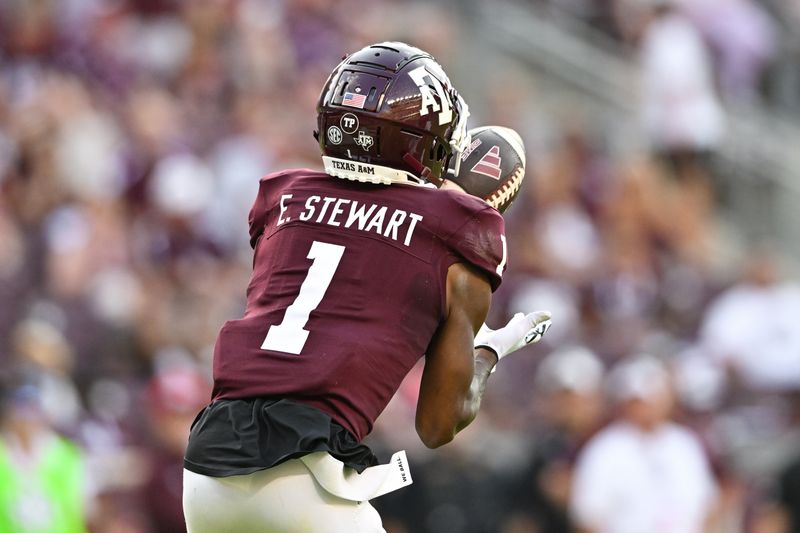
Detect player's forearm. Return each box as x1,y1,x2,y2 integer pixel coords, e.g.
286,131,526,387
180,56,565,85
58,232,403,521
455,348,498,433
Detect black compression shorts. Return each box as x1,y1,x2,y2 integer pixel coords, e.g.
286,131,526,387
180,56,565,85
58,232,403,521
183,398,378,477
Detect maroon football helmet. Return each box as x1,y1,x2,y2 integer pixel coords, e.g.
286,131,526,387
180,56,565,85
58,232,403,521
316,42,470,186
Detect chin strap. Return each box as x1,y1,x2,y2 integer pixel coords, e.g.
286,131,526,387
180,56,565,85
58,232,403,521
449,92,471,178
402,153,443,188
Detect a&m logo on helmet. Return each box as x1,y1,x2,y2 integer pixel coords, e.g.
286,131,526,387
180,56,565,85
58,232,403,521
354,131,374,151
408,66,453,126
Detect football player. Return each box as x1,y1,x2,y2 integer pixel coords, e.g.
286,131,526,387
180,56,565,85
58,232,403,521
182,42,551,533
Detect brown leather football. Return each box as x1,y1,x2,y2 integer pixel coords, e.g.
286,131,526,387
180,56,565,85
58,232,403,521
449,126,526,213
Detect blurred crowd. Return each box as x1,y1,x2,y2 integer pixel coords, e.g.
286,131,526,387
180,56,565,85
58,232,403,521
535,0,800,111
1,0,799,532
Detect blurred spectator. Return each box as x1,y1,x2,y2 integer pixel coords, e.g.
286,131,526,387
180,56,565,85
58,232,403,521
525,130,605,285
0,374,88,533
138,358,211,533
506,346,605,533
776,450,800,532
700,250,800,392
775,460,800,531
747,392,800,533
590,161,662,356
570,355,719,533
678,0,777,104
10,318,82,430
639,0,724,176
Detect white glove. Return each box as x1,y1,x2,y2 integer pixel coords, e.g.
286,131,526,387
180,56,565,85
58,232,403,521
474,311,552,366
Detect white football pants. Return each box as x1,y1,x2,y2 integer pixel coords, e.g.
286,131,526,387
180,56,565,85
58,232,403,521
183,459,386,533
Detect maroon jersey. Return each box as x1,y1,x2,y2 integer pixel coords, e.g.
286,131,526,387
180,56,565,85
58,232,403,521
212,169,506,441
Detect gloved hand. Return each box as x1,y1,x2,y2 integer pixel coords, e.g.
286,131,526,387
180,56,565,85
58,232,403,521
474,311,552,368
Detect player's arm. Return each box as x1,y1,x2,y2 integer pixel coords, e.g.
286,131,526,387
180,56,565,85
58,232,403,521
416,262,552,449
415,262,494,449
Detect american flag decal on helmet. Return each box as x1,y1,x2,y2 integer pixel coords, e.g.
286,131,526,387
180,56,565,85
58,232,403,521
471,146,502,180
342,92,367,109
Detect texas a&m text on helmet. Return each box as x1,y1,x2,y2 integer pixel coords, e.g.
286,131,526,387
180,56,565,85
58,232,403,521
316,42,470,187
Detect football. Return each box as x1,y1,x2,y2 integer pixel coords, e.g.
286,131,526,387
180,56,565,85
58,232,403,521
449,125,526,213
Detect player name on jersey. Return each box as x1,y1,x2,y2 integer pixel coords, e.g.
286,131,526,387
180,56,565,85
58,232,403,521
277,193,424,247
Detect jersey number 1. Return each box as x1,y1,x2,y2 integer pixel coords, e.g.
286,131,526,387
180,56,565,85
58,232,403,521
261,240,345,354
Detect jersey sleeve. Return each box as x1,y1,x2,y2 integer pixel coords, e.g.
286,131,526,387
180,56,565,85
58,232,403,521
248,171,295,248
446,204,506,291
248,179,269,249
